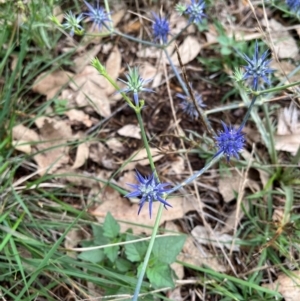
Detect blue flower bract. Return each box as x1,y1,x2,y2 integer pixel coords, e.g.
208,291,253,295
184,0,206,24
83,0,111,31
152,13,170,44
63,11,84,36
286,0,300,15
241,41,274,91
117,67,153,106
125,171,172,218
215,122,245,162
177,90,206,119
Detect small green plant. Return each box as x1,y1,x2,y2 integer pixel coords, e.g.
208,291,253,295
78,212,186,294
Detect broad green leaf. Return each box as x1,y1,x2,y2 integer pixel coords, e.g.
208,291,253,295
152,235,186,264
104,245,119,263
125,234,147,262
146,264,174,289
78,249,104,263
103,212,120,239
115,258,132,272
92,224,109,245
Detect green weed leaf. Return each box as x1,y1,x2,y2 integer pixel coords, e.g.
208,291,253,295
104,245,119,263
78,249,104,263
103,212,120,239
125,234,147,262
146,263,174,289
152,235,186,264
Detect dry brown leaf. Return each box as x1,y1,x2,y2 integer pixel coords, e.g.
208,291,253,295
117,124,141,139
139,63,163,89
72,142,89,170
105,46,122,95
33,70,74,100
275,104,300,155
69,66,111,117
12,124,40,153
123,148,164,170
263,19,298,59
34,117,72,174
177,236,226,272
218,170,259,203
90,189,186,235
263,270,300,301
170,36,201,65
65,109,93,127
55,169,100,187
72,44,101,74
168,156,185,176
106,138,125,153
136,42,175,59
191,225,240,252
222,200,249,233
89,142,117,170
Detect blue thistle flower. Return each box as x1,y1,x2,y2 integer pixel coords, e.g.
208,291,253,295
63,11,84,36
184,0,206,24
215,122,245,162
177,90,206,119
152,13,170,44
83,0,111,31
117,67,153,106
286,0,300,15
240,41,274,91
125,171,172,218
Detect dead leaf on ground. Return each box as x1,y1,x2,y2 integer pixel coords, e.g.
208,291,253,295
218,170,259,203
275,104,300,155
12,124,40,153
191,225,240,252
117,124,141,139
72,44,101,74
33,70,74,100
177,236,226,272
262,19,298,59
89,187,186,234
263,270,300,301
139,63,163,89
89,142,118,170
106,138,125,153
170,36,202,65
65,109,93,127
123,147,164,170
13,117,73,175
72,142,89,170
69,66,111,117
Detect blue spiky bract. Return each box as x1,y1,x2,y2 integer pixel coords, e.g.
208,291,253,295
63,11,84,36
184,0,206,24
125,171,172,218
177,90,206,119
117,67,153,106
152,13,170,44
241,41,274,91
286,0,300,15
215,122,245,162
83,0,111,31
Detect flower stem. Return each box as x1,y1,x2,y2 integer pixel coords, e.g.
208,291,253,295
253,80,300,96
167,152,223,195
163,48,215,137
132,203,164,300
239,96,257,131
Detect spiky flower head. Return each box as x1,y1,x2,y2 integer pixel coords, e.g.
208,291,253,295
63,11,84,36
152,13,170,44
83,0,111,31
286,0,300,16
177,90,206,119
184,0,206,24
240,41,274,91
117,66,153,106
215,122,245,162
125,171,172,218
